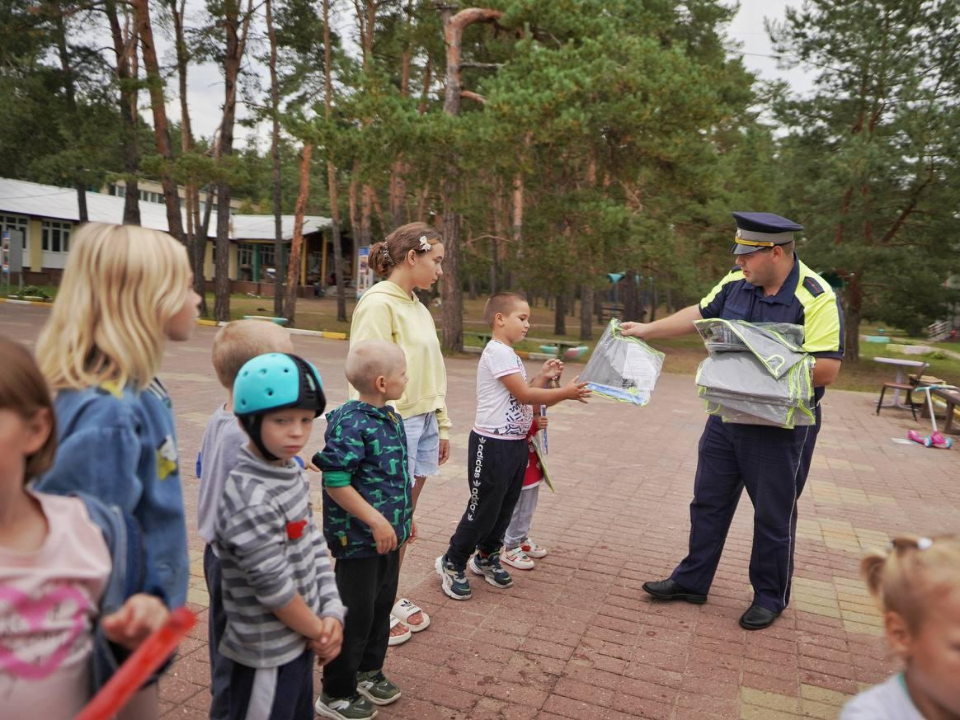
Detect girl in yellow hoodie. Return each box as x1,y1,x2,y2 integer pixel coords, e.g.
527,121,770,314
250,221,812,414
349,221,449,645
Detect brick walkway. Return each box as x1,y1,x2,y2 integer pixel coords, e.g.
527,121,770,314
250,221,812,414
3,302,958,720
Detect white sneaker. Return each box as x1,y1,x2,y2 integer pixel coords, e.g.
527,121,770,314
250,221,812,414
501,546,535,570
520,539,548,558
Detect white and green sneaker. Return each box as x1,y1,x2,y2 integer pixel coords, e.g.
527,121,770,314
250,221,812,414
357,670,401,706
469,550,514,588
315,692,378,720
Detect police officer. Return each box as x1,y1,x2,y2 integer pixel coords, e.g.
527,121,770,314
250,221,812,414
622,212,844,630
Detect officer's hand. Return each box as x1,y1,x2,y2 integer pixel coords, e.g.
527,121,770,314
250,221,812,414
620,321,650,338
372,515,399,554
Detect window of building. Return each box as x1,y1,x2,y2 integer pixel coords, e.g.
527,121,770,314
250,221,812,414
108,183,127,198
238,243,255,268
42,221,72,253
1,214,29,250
259,244,276,270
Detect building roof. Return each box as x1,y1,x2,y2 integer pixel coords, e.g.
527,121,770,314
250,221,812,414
0,177,331,241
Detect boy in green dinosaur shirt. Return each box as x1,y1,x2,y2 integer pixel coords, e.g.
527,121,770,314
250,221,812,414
313,340,413,720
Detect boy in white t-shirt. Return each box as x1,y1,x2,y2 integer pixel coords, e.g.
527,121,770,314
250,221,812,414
435,293,591,600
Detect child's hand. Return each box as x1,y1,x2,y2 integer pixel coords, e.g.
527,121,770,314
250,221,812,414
438,439,450,466
312,616,343,666
306,460,321,473
372,515,399,554
101,594,169,650
408,519,418,544
534,416,549,431
564,375,591,404
541,359,563,381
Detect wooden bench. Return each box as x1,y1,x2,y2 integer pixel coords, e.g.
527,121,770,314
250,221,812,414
920,386,960,434
600,303,623,322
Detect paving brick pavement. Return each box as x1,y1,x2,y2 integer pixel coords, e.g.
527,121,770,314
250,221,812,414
3,302,959,720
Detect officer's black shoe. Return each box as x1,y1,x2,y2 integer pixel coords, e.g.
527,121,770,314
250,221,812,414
641,578,707,604
739,604,782,630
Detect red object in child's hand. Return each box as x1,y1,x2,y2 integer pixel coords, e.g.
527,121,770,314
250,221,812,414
76,607,196,720
286,519,308,540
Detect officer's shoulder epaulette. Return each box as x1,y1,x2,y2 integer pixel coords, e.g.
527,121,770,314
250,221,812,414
802,276,825,297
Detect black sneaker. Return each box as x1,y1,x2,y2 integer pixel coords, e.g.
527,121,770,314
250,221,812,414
469,550,513,589
435,554,472,600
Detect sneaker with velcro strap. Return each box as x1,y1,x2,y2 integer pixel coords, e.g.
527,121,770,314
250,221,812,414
469,550,514,588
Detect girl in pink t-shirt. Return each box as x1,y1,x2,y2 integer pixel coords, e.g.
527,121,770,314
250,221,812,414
0,338,168,719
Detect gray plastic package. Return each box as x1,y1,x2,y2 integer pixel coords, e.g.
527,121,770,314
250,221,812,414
579,319,664,406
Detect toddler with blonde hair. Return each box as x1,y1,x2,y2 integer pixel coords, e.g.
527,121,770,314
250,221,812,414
841,535,960,719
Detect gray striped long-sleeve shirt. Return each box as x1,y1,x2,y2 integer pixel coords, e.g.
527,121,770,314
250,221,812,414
214,445,345,668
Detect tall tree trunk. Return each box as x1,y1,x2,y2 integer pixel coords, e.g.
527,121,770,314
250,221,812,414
648,277,657,322
165,0,207,312
622,270,641,322
322,0,346,322
284,144,312,323
844,272,861,362
213,0,243,321
51,12,88,222
132,0,183,241
554,292,566,336
580,284,593,340
104,0,141,225
439,5,503,352
266,0,284,315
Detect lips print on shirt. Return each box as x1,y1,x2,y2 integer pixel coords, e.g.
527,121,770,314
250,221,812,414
0,584,94,680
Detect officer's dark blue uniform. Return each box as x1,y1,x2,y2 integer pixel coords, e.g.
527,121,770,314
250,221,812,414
666,212,844,622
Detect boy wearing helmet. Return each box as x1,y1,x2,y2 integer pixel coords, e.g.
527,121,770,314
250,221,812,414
214,353,345,720
313,341,414,720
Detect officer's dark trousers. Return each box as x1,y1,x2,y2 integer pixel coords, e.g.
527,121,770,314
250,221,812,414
671,407,821,613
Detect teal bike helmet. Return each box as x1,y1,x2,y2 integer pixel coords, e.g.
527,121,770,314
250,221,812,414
233,353,326,461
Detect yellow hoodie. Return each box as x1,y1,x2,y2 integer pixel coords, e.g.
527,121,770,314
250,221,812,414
348,280,450,438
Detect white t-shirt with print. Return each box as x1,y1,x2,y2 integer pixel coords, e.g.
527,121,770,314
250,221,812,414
840,675,924,720
474,340,533,439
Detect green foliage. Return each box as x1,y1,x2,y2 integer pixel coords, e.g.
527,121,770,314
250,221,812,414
770,0,960,358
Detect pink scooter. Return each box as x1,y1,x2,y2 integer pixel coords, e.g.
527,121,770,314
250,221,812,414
907,384,956,449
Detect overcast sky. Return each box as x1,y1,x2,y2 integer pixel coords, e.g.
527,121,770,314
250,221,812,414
160,0,815,147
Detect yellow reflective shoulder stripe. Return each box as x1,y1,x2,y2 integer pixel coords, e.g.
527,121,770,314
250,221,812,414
796,262,841,354
700,269,743,310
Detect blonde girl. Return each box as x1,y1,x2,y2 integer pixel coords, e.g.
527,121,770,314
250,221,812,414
34,222,201,616
841,535,960,720
348,221,448,644
0,337,168,719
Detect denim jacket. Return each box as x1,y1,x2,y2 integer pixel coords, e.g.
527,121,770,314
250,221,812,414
35,380,188,607
74,492,165,693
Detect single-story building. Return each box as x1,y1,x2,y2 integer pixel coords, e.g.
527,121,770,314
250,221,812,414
0,177,355,296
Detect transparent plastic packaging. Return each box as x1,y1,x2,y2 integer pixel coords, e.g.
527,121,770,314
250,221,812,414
694,319,815,428
579,319,664,406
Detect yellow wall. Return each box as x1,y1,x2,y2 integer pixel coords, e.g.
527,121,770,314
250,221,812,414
202,240,236,280
28,218,42,269
204,242,214,280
